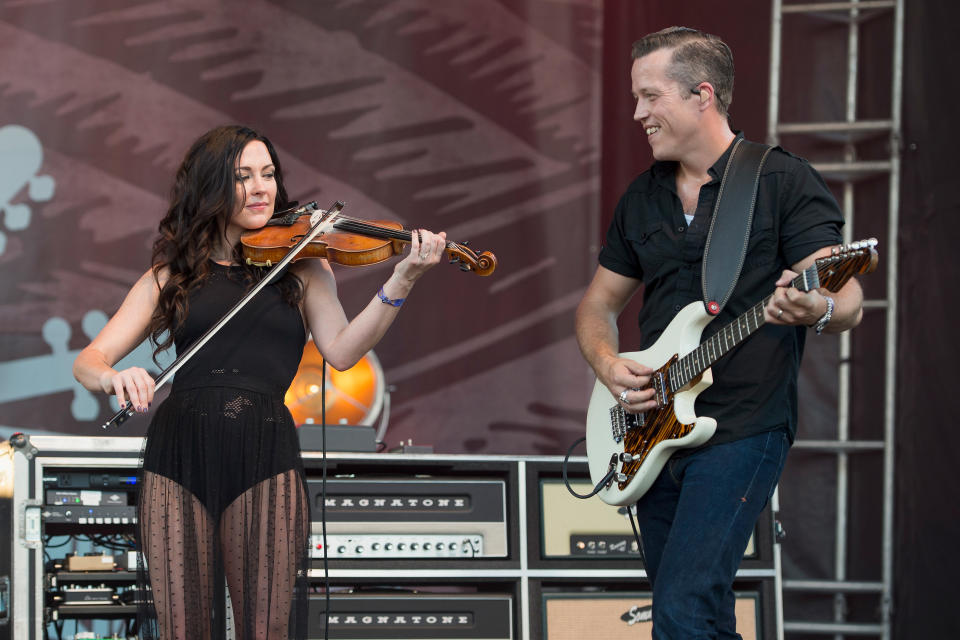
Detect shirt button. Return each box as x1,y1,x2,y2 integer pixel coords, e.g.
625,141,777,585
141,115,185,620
677,226,685,232
674,304,682,311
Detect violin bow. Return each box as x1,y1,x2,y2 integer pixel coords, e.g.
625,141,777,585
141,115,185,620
102,200,342,429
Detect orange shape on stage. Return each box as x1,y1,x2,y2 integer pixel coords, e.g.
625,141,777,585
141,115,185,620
284,341,385,427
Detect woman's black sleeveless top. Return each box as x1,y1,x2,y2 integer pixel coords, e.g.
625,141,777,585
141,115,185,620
142,262,306,515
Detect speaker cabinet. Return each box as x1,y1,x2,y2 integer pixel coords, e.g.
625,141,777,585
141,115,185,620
308,592,513,639
542,590,761,639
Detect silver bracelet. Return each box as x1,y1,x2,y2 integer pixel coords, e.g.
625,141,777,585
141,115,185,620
814,296,835,335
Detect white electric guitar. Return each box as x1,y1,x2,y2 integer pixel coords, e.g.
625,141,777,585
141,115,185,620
585,239,879,506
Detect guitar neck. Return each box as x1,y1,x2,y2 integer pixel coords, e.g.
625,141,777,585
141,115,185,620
667,238,876,396
670,271,811,391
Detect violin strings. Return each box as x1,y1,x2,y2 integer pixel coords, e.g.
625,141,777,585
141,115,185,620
332,218,409,241
330,216,459,250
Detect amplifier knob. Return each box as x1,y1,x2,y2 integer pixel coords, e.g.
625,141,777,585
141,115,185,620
384,543,393,551
410,543,419,551
354,545,364,554
422,542,431,551
371,543,381,551
336,546,346,554
448,543,458,551
397,543,406,551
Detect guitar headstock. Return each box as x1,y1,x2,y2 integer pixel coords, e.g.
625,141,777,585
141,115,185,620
799,238,879,292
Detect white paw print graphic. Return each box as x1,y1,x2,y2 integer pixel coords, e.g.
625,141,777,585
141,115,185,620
0,125,56,255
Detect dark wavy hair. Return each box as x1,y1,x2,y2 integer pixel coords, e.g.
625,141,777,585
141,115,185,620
148,125,303,359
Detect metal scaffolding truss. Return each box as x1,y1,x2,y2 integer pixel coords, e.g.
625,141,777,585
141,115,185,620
766,0,902,638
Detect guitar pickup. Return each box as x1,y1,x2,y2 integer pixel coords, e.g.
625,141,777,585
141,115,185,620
651,371,669,407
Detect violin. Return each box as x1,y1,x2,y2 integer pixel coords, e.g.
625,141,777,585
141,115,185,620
240,202,497,276
105,200,486,432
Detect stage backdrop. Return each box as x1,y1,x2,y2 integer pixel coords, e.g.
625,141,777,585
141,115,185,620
4,0,957,637
0,0,603,453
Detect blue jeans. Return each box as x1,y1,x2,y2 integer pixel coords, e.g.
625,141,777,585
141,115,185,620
635,429,789,640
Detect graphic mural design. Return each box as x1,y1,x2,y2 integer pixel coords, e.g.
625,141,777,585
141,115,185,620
0,0,602,453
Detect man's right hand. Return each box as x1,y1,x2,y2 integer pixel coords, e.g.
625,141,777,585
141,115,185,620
599,356,658,413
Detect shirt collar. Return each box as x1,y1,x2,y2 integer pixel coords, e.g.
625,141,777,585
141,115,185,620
706,130,745,181
651,130,745,188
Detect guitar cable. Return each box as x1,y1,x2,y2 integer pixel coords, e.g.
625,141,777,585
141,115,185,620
626,503,649,569
561,436,616,499
561,436,649,570
320,359,330,640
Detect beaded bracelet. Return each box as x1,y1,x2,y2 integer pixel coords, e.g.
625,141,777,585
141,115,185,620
377,286,405,307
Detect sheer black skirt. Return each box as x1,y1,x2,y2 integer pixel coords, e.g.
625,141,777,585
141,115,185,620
136,382,310,639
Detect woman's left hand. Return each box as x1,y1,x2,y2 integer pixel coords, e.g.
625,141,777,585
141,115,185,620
395,229,447,282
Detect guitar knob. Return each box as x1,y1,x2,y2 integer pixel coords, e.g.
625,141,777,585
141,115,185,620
619,452,635,463
616,473,628,483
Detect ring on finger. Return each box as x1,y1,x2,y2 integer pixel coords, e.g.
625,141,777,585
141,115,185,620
618,389,629,404
777,308,783,318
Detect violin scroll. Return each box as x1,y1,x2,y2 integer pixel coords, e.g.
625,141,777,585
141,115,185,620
446,241,497,276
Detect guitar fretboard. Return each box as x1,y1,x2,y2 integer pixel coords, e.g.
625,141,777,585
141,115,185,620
668,267,817,392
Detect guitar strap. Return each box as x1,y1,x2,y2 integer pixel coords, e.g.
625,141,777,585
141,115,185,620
701,138,773,316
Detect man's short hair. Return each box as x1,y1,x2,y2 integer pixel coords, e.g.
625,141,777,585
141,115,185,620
631,26,734,118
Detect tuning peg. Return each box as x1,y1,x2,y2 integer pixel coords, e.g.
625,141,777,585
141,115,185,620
459,264,471,272
462,240,469,246
449,256,460,264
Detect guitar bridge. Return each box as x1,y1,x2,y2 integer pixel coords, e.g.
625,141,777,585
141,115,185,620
608,406,645,443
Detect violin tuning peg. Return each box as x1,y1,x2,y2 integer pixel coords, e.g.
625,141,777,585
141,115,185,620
449,257,460,264
462,240,469,246
459,264,472,272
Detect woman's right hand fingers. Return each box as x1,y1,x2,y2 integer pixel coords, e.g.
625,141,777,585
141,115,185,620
109,367,156,412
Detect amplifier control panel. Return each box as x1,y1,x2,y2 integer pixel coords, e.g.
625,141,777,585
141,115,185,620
307,477,508,558
309,533,483,559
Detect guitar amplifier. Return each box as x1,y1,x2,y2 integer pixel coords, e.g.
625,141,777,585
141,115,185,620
308,592,513,639
537,477,766,565
541,590,760,640
307,477,508,560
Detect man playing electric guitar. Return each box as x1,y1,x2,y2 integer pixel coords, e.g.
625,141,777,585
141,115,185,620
575,27,865,639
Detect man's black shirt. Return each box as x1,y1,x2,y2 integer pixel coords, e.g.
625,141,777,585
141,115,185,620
599,134,843,444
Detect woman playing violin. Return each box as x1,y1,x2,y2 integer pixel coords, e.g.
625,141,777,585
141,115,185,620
72,124,446,639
